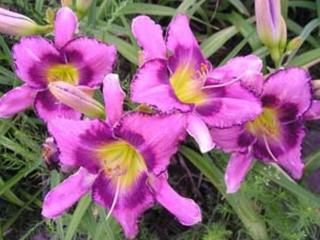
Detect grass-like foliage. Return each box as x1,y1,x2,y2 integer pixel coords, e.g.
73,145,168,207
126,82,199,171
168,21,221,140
1,0,320,239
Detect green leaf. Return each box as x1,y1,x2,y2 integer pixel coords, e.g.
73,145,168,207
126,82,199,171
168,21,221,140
288,1,316,10
102,34,138,65
228,0,250,16
177,0,197,13
227,12,260,50
120,3,176,16
0,159,41,196
180,146,269,240
64,194,92,240
286,19,320,65
201,26,238,58
290,48,320,68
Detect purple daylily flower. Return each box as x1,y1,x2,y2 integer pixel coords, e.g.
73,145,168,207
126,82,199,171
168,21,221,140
130,14,262,153
0,7,116,122
42,75,201,239
211,67,317,193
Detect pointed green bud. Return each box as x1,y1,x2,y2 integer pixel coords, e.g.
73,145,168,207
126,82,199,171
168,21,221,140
76,0,93,17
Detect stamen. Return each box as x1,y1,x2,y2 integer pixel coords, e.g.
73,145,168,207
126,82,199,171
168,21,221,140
202,76,240,90
263,135,279,163
106,177,121,221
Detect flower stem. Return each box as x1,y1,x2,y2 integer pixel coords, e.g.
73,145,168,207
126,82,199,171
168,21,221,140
180,146,269,240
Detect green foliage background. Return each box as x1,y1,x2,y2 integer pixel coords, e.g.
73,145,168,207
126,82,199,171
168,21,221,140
1,0,320,239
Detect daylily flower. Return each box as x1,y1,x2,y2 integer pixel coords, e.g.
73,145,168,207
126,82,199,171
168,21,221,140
211,68,318,193
131,14,262,153
42,75,201,239
0,7,52,36
0,7,116,122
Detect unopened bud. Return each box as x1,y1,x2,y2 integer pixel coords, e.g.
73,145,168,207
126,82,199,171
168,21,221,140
286,37,302,54
0,7,52,36
76,0,93,16
48,81,105,119
255,0,287,48
61,0,73,7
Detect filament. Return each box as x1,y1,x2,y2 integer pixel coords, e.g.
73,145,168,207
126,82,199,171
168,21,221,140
106,177,121,221
263,135,279,163
202,77,240,89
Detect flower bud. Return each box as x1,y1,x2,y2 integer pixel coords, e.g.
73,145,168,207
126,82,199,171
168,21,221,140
312,80,320,99
61,0,73,7
76,0,93,16
286,37,302,54
48,81,105,119
255,0,287,50
0,8,52,36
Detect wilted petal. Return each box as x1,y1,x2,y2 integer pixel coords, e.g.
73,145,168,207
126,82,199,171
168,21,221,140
151,173,202,225
54,7,78,49
225,151,254,194
62,37,116,87
132,16,166,64
304,100,320,120
103,74,125,125
0,84,36,118
187,114,214,153
34,90,81,122
42,168,97,218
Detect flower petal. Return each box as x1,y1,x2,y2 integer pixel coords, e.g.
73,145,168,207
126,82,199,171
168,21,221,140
54,7,78,49
0,84,37,118
211,125,255,152
116,112,187,175
92,173,154,239
304,100,320,120
34,90,81,122
131,16,166,64
166,14,205,73
48,118,113,171
196,96,262,128
103,74,125,125
13,37,61,88
225,151,254,194
263,68,312,116
130,59,191,112
187,114,215,153
151,173,202,225
42,168,97,218
208,55,264,95
62,37,116,87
